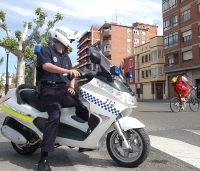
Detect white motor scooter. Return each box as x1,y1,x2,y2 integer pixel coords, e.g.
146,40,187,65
0,47,150,167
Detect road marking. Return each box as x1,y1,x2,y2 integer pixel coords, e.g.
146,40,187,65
150,135,200,169
184,129,200,136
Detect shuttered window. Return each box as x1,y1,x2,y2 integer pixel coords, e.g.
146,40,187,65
183,51,192,61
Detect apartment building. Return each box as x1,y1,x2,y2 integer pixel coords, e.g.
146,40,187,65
123,23,158,92
134,36,166,99
77,25,100,70
163,0,200,98
100,22,158,67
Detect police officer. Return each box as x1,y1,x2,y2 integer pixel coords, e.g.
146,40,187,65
37,26,80,171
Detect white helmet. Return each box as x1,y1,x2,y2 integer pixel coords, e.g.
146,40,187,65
50,26,80,48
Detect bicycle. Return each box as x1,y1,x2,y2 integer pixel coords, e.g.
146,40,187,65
170,88,200,112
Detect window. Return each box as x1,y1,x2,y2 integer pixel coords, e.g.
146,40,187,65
127,47,132,54
142,71,145,78
198,4,200,13
163,0,177,12
129,59,134,68
142,56,144,63
164,32,178,47
151,68,158,78
158,49,163,58
127,38,131,43
168,55,174,66
134,38,139,44
183,50,192,61
182,30,192,42
145,55,148,62
181,9,191,22
133,29,139,35
141,40,145,44
104,44,111,51
163,15,178,30
151,50,158,62
146,70,149,78
158,67,164,75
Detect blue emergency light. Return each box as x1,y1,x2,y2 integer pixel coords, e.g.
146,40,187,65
126,71,134,79
34,44,41,54
110,66,120,76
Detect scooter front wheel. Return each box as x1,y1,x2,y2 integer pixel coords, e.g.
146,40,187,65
106,128,150,167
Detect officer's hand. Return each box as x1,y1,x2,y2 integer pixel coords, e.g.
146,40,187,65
68,87,76,95
69,69,80,78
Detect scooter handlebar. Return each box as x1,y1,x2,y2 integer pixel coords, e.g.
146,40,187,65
78,69,97,79
64,69,96,81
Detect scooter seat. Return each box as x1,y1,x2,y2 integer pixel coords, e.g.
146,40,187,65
16,84,80,112
20,89,45,112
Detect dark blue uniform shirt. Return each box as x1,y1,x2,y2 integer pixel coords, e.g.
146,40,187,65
37,45,72,83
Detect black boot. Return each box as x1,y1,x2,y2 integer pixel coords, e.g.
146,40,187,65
38,160,52,171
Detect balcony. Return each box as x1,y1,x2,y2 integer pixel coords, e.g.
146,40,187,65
77,53,89,62
77,44,90,55
102,29,111,37
76,61,90,69
77,37,91,49
102,39,111,45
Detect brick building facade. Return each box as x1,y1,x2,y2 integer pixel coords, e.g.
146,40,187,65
77,25,100,70
163,0,200,98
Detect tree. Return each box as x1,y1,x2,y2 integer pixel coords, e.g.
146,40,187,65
0,57,3,64
0,8,63,86
0,58,4,95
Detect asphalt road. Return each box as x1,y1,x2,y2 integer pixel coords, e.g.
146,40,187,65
0,101,200,171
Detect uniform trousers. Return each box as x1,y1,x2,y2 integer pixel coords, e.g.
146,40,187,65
40,83,66,152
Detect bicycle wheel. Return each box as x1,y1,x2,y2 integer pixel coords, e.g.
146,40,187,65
170,97,182,112
189,97,200,112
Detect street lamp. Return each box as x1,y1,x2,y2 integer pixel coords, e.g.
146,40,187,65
5,48,10,95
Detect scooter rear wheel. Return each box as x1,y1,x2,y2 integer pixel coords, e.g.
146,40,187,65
11,142,38,155
106,128,150,167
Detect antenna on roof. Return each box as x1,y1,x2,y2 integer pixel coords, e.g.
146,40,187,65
114,9,118,23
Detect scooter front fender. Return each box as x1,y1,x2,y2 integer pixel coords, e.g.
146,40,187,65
118,116,144,131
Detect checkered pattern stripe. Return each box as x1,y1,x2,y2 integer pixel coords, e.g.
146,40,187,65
80,89,120,116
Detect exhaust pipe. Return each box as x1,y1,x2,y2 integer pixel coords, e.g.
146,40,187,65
1,125,27,144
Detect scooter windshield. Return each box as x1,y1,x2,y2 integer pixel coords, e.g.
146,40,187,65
89,47,134,96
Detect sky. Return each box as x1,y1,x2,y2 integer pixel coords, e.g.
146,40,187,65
0,0,163,74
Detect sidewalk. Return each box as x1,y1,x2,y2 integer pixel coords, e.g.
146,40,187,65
137,99,170,103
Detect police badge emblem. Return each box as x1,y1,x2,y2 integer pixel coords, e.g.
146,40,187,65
53,57,57,63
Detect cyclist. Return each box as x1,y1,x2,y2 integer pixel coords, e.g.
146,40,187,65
173,73,196,104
